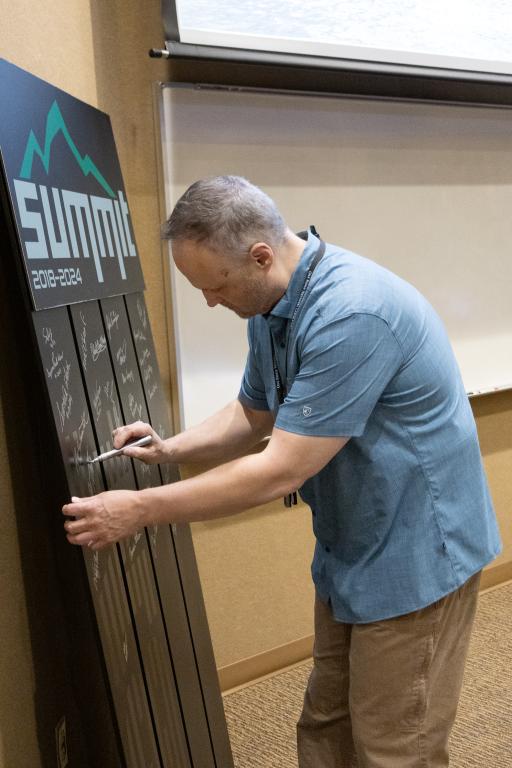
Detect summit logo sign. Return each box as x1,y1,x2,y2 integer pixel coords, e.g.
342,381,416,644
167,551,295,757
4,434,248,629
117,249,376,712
13,100,137,291
0,59,144,309
20,101,116,198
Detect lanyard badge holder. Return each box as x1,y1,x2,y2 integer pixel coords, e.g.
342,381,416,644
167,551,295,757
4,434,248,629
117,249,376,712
270,225,326,508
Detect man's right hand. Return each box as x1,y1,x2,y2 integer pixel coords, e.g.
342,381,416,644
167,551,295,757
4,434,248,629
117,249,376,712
112,421,172,464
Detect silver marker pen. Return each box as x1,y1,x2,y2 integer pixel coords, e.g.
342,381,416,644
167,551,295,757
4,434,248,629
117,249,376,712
89,435,153,463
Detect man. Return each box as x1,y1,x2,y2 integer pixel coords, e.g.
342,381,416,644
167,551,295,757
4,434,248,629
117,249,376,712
64,175,501,767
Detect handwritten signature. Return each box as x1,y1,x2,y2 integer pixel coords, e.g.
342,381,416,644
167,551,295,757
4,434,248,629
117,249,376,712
92,551,101,592
77,410,89,452
90,335,107,362
63,361,71,391
103,379,116,405
116,340,128,366
46,350,64,379
80,317,88,371
137,298,148,329
148,383,158,400
129,530,143,561
105,309,120,338
128,393,142,420
122,369,134,384
42,327,56,349
57,384,73,431
93,382,102,420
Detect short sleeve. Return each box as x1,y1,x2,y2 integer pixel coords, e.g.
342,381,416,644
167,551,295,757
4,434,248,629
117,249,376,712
238,323,270,412
275,313,403,437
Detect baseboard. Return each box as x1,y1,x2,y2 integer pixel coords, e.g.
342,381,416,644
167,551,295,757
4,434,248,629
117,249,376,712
219,560,511,693
480,560,512,591
219,634,314,693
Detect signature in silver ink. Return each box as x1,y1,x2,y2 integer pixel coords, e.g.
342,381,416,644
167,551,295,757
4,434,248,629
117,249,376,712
42,327,56,349
148,383,158,400
63,361,71,391
80,313,87,370
105,309,120,338
140,348,151,367
90,335,107,361
137,298,148,329
72,443,80,471
46,350,64,379
57,384,73,431
116,340,127,366
92,551,100,592
77,410,89,452
92,382,102,420
128,393,142,420
129,531,143,560
87,461,96,496
104,379,116,406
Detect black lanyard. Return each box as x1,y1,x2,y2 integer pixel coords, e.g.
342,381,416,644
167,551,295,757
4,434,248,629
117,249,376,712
269,230,327,507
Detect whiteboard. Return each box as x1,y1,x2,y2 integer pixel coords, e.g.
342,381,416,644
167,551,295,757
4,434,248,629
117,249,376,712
160,84,512,428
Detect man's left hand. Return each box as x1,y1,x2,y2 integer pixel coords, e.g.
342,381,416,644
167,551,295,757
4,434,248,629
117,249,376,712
62,490,142,550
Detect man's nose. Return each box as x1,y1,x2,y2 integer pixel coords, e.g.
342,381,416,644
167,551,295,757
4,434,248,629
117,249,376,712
202,289,220,307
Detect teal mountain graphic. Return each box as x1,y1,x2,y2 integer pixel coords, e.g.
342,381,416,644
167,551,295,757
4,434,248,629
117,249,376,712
19,100,115,198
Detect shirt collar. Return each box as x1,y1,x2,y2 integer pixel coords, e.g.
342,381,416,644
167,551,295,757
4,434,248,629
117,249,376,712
268,230,320,321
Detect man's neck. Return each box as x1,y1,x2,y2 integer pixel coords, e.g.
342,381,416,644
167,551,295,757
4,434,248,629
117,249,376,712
278,230,309,285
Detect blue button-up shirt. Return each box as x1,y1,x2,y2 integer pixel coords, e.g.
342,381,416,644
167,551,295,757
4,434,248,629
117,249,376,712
239,231,501,623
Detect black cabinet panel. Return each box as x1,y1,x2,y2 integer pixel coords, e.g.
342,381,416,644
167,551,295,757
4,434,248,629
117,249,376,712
70,300,192,767
100,295,161,491
103,293,218,767
33,307,161,768
126,292,234,768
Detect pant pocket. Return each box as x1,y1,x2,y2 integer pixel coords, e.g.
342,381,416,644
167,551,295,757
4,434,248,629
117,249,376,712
401,632,435,732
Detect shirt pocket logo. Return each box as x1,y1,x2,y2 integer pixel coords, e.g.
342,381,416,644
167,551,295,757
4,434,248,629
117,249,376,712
302,405,313,417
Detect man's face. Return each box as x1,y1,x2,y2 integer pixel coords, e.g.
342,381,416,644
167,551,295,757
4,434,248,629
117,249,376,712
172,239,277,319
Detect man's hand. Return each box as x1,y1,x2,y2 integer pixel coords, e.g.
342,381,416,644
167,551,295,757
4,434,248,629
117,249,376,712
61,424,349,550
63,490,143,550
113,421,170,464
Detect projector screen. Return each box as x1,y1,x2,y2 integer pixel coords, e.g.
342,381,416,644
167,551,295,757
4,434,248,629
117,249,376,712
173,0,512,77
159,84,512,428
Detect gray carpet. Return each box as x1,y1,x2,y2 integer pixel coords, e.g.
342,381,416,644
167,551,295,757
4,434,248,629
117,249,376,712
223,582,512,767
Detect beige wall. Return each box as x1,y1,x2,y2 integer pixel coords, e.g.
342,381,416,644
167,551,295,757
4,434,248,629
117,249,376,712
472,393,512,582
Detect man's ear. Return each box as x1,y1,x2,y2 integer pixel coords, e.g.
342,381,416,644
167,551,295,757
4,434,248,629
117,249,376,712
248,242,274,270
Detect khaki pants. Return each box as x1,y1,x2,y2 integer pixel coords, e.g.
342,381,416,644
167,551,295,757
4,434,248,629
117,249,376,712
297,571,481,768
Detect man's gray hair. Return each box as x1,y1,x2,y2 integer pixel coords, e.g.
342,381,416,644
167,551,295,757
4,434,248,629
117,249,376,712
162,176,288,258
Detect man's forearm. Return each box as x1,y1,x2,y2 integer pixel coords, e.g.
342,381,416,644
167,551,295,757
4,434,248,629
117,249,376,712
63,428,347,549
138,447,297,526
163,399,273,465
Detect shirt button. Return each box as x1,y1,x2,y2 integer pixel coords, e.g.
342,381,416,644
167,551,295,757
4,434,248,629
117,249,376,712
325,546,331,553
280,341,285,348
312,510,316,517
